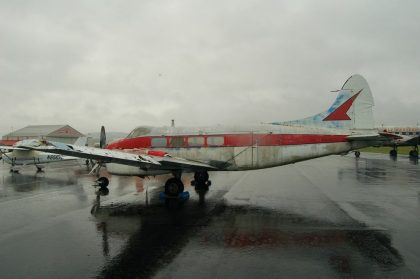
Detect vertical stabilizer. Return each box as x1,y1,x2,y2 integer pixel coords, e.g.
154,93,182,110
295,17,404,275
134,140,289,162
271,74,375,129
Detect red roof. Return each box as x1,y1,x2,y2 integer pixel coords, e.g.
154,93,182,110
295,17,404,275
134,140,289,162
0,140,18,146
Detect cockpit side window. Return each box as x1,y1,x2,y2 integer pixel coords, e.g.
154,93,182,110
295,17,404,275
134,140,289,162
127,127,152,138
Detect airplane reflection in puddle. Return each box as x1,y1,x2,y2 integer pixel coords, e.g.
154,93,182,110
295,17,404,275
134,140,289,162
91,202,404,278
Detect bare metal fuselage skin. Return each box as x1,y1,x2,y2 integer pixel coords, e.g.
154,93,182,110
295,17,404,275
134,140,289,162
106,124,369,176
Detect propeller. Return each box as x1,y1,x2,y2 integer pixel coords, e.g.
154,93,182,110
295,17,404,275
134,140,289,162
99,126,106,149
89,126,107,178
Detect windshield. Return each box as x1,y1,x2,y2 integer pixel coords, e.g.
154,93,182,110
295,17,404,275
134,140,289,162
127,127,152,138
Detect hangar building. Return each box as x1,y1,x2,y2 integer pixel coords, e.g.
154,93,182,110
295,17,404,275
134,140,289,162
1,125,84,145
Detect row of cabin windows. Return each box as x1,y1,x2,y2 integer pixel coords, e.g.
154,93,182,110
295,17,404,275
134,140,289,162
393,132,420,135
151,136,224,148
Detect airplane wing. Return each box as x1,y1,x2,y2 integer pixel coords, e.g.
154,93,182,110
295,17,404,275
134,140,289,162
0,145,28,151
16,139,217,171
346,133,399,144
403,136,420,145
345,131,420,148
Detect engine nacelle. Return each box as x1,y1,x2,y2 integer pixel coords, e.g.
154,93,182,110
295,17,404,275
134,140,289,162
147,150,168,157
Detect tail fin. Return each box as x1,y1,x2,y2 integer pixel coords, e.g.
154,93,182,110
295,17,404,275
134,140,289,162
272,74,375,129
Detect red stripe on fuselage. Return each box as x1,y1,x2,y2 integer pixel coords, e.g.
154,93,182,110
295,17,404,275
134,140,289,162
107,134,348,150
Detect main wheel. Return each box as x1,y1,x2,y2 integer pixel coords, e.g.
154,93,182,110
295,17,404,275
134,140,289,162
355,151,360,158
390,149,397,157
165,178,184,196
97,177,109,188
96,187,109,196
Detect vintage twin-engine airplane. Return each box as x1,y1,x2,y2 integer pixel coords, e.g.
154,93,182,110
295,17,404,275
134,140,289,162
14,75,394,201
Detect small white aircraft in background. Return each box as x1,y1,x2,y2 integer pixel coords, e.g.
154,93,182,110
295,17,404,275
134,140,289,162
0,138,86,172
377,126,419,157
13,75,399,203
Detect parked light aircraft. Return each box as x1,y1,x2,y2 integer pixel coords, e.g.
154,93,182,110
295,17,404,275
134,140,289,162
377,126,419,157
14,75,396,201
0,138,86,172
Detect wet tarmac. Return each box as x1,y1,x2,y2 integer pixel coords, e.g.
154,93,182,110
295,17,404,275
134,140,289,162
0,153,419,278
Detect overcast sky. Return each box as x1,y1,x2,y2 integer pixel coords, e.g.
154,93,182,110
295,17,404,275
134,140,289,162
1,0,419,136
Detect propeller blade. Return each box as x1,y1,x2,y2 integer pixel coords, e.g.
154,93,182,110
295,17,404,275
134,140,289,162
99,126,106,149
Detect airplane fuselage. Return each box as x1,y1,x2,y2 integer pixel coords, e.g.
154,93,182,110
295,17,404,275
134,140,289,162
106,124,369,176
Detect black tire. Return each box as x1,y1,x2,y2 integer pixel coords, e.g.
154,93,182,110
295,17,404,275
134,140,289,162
165,178,184,196
97,177,109,187
98,187,109,196
355,151,360,158
390,150,397,157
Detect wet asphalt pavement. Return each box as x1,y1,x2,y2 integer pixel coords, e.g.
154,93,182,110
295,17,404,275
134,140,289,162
0,153,419,278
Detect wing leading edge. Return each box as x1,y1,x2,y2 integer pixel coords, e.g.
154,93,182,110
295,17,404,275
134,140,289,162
15,139,217,171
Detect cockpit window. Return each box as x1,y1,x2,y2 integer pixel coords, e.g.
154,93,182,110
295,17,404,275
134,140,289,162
127,127,152,138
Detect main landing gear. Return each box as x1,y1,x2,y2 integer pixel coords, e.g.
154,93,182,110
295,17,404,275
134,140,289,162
159,171,212,206
390,145,398,157
160,172,189,207
95,176,110,196
191,171,211,204
409,146,419,159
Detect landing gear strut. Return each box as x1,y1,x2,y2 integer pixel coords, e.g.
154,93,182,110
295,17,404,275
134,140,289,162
191,171,211,204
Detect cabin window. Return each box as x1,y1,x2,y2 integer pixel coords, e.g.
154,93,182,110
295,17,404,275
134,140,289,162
188,137,204,146
151,137,167,147
409,132,413,135
207,136,224,146
402,132,407,135
170,137,185,147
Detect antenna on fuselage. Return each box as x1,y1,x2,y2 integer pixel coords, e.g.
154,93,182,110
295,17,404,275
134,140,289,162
171,119,175,127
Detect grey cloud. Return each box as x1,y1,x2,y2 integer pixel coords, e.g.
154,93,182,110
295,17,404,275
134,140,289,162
1,0,420,136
